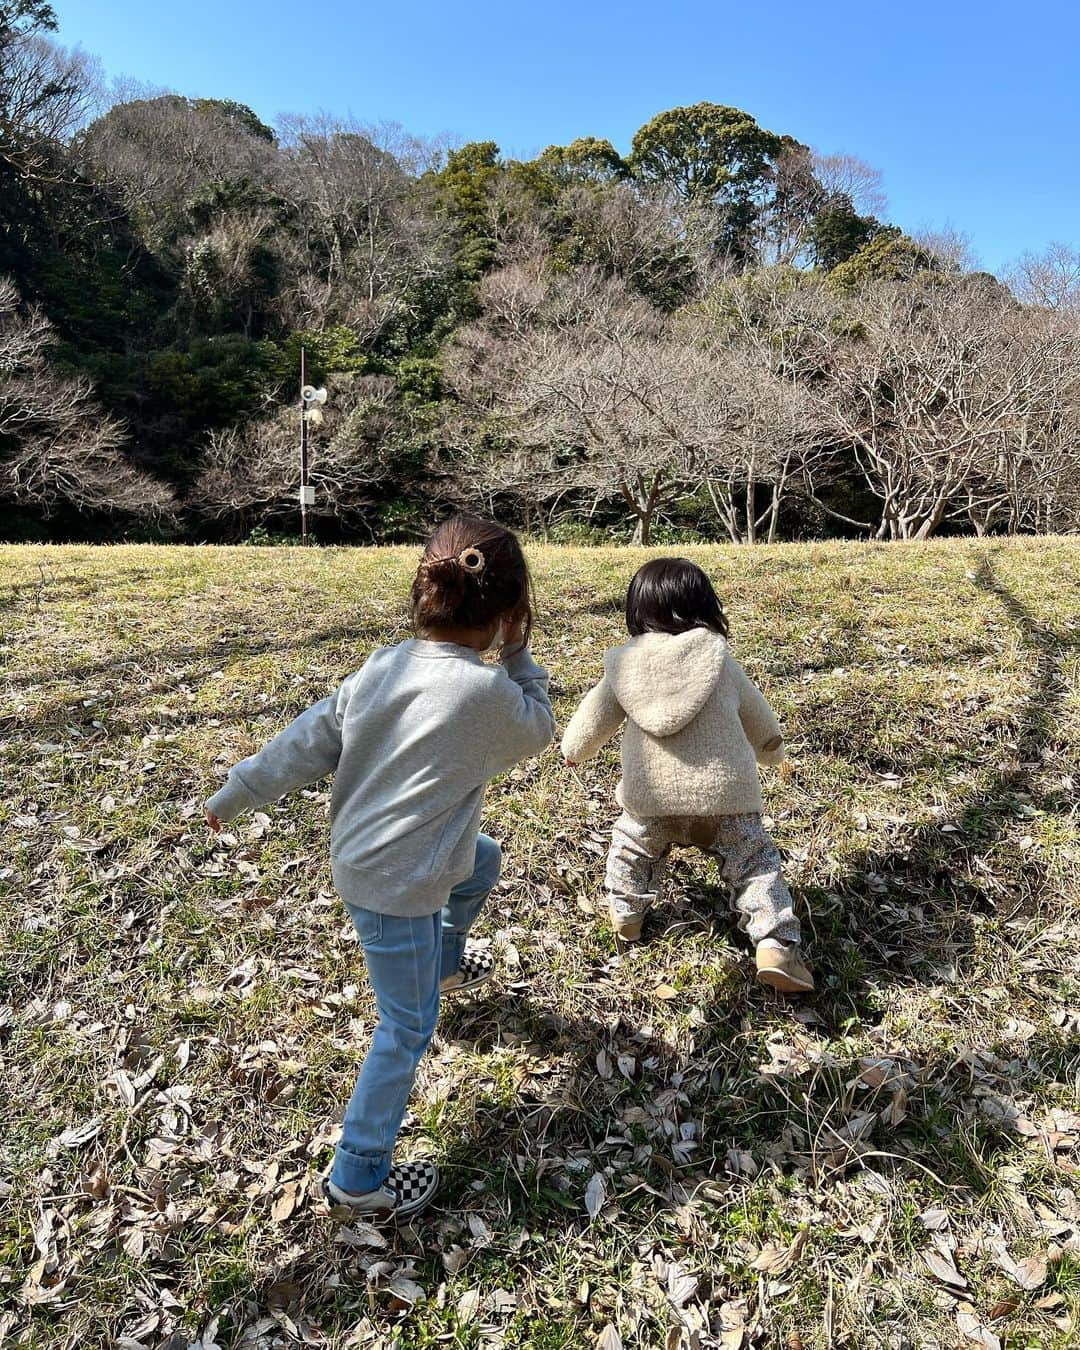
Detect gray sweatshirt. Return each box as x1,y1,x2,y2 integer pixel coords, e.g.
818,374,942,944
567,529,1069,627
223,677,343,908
205,640,555,916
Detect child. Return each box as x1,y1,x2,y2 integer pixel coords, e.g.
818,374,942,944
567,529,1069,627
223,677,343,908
561,557,812,994
204,516,555,1218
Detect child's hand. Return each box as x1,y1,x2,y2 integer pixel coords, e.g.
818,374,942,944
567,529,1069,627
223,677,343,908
205,809,223,834
499,614,528,657
778,759,795,784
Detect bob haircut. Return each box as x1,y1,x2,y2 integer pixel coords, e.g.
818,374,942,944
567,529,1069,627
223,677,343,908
625,557,729,639
411,514,534,650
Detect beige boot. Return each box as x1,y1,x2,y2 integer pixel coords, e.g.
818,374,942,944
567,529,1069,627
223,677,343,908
755,941,815,994
608,898,644,942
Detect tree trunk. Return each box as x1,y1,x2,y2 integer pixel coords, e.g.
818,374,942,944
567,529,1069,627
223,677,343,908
766,483,782,544
912,497,947,540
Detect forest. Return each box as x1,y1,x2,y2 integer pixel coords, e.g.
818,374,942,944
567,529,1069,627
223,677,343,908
2,0,1079,545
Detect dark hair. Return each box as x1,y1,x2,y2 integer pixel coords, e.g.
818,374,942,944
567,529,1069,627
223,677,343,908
625,557,729,639
411,515,534,647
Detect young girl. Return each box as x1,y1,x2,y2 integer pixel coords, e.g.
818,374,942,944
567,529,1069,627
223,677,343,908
205,517,554,1218
561,557,812,994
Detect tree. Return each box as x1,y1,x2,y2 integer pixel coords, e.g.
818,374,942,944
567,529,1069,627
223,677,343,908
912,225,979,273
629,103,784,262
809,276,1080,540
679,267,832,541
0,276,172,518
551,180,697,309
808,204,892,271
1006,242,1080,316
191,372,441,535
81,95,277,251
812,153,886,216
828,231,936,290
274,116,449,349
449,266,752,543
536,137,628,184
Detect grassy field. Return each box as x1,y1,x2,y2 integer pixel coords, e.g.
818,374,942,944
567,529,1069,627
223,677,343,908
1,539,1079,1350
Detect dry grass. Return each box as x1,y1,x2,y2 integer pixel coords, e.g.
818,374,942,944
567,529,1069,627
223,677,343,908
1,539,1079,1350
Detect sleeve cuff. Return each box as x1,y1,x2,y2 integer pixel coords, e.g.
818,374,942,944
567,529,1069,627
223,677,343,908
205,773,257,822
560,732,585,762
500,646,548,683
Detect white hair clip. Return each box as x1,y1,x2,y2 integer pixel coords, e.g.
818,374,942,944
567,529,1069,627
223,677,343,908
457,547,486,575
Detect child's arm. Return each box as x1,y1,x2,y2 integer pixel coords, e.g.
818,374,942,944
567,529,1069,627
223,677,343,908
485,646,557,773
732,661,785,766
205,681,351,824
561,677,626,764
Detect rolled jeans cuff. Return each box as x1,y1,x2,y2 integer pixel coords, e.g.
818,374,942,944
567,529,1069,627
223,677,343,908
330,1144,392,1195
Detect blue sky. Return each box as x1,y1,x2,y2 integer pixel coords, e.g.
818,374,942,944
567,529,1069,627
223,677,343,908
58,0,1078,274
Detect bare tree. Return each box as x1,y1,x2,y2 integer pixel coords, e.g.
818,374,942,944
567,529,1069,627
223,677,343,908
0,277,172,516
1005,242,1080,316
80,94,277,248
682,267,838,539
271,116,449,345
812,152,887,217
1,21,103,182
811,276,1080,539
449,265,762,542
957,308,1080,534
913,225,980,273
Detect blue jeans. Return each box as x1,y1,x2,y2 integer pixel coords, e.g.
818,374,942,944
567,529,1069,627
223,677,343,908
331,834,501,1193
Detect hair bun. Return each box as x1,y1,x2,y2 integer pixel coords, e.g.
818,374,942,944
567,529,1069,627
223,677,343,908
419,547,486,580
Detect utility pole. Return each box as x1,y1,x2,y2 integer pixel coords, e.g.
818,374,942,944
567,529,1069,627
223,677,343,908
298,349,326,545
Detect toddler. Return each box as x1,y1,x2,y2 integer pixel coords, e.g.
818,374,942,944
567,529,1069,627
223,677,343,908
205,516,555,1217
561,557,812,993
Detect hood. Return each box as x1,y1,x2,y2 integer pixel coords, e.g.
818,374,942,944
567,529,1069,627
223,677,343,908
604,628,728,737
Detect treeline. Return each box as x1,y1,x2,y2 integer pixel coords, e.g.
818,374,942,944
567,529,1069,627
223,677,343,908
2,1,1079,544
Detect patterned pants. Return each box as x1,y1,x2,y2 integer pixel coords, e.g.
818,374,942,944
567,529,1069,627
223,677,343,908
605,810,802,946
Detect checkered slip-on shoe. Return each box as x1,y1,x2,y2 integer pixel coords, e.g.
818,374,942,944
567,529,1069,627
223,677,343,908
440,944,495,996
322,1159,439,1220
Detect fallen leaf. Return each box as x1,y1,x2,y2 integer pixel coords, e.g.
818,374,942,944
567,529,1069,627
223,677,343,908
337,1223,387,1250
585,1172,606,1220
467,1213,493,1247
751,1227,808,1275
1007,1253,1048,1290
596,1325,623,1350
653,983,679,1000
113,1069,136,1108
923,1249,967,1290
271,1180,300,1223
55,1118,103,1149
667,1261,699,1308
442,1245,467,1273
457,1288,480,1324
387,1277,425,1306
956,1306,1001,1349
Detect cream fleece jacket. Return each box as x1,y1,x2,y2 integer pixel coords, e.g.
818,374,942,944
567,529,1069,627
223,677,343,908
561,628,784,819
